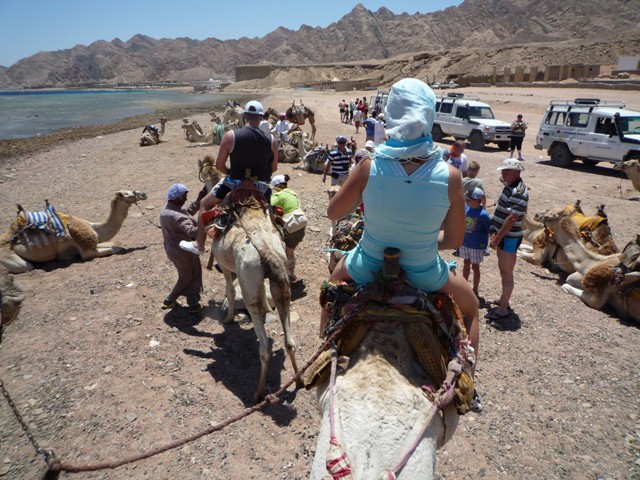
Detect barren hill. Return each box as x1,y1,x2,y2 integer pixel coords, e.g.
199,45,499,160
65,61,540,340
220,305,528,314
2,0,639,87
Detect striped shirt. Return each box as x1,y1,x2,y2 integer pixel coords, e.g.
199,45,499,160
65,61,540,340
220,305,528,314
327,147,352,176
491,177,528,238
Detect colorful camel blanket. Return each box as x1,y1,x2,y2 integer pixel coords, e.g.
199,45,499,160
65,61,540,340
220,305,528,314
12,203,70,248
330,212,363,253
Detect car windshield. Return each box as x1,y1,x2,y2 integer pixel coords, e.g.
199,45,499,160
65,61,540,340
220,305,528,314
468,106,495,119
618,116,640,135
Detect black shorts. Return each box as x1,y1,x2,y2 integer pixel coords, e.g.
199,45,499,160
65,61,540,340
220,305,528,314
284,228,305,249
510,136,524,150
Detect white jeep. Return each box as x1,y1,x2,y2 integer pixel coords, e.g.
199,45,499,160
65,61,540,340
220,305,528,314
534,98,640,167
431,94,512,150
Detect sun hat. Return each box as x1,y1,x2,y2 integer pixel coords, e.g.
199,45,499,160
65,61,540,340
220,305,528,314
365,140,375,149
244,100,264,116
466,187,485,200
378,113,385,120
270,174,287,188
167,183,189,200
497,158,525,171
336,135,348,144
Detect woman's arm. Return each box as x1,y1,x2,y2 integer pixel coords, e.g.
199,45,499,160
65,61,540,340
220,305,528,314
327,158,370,220
438,164,466,250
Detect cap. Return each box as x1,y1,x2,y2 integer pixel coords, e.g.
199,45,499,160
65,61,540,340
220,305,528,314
167,183,189,200
377,113,385,120
336,135,348,144
365,140,375,149
497,158,525,171
244,100,264,116
466,187,485,200
270,174,287,188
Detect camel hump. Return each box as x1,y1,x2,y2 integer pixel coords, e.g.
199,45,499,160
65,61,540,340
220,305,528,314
66,216,98,251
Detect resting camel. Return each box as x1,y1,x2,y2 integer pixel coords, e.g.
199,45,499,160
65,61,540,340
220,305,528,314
210,193,300,400
286,100,316,140
0,190,147,274
0,265,25,346
222,101,245,128
140,125,160,146
518,201,618,273
297,145,329,173
614,159,640,200
541,210,640,323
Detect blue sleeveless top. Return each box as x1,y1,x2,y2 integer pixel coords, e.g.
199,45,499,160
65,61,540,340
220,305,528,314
345,155,451,292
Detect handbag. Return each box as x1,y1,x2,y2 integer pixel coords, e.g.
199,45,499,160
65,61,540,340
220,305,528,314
282,208,307,233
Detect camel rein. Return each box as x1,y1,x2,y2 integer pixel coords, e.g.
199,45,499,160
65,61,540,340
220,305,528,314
0,318,350,477
134,200,161,229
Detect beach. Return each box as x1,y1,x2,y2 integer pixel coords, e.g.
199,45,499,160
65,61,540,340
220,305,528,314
1,86,639,479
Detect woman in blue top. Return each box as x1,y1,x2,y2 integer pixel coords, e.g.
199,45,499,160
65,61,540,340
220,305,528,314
324,78,479,360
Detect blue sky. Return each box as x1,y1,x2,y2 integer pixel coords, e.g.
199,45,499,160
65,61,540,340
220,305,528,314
0,0,461,67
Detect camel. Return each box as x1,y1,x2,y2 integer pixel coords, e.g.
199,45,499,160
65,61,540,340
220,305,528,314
0,190,147,274
540,210,640,323
297,145,329,173
210,194,300,400
198,155,224,191
286,99,316,140
614,159,640,200
277,130,314,164
222,101,245,128
309,262,467,479
182,116,238,147
517,201,619,273
0,265,25,346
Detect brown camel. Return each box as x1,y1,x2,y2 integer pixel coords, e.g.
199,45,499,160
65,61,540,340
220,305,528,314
286,100,316,140
0,190,147,273
210,196,301,400
541,210,640,323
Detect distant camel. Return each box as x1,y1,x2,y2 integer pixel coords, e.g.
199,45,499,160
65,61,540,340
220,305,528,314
286,100,316,140
159,117,168,137
614,159,640,200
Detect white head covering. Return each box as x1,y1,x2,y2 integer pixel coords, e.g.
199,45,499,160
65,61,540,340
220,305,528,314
376,78,442,162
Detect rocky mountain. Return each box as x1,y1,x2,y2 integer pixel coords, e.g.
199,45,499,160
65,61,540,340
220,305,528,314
2,0,639,87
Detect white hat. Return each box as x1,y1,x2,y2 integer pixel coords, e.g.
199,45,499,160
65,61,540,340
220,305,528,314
377,113,385,120
497,158,525,171
466,187,485,200
365,140,375,149
270,174,287,187
244,100,264,116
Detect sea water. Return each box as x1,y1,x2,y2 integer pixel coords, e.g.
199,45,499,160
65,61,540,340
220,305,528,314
0,89,231,140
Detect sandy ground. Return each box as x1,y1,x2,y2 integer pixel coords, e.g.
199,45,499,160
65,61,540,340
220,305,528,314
0,86,639,480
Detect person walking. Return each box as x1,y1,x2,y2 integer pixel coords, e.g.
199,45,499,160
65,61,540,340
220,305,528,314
270,174,306,282
363,114,376,142
339,99,347,123
487,158,529,322
353,107,363,134
160,183,207,312
461,187,491,298
322,135,353,186
373,114,386,146
180,100,278,256
509,114,527,160
445,140,469,177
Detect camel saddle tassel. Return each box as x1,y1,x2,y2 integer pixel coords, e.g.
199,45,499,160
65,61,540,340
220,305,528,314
324,437,353,479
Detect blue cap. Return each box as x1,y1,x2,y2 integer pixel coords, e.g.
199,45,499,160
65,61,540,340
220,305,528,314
244,100,264,116
466,187,485,200
167,183,189,200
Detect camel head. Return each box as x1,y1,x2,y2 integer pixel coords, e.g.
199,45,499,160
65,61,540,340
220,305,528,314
198,156,224,190
536,206,573,228
0,266,24,330
594,204,607,219
613,159,640,173
115,190,147,205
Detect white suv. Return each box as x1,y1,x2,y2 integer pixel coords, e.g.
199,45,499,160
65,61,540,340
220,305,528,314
534,98,640,167
431,94,512,150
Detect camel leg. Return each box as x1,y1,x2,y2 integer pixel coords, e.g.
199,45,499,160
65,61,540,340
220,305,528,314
221,268,236,324
516,247,541,265
241,283,271,402
269,278,301,387
0,252,34,274
561,272,609,309
206,250,215,270
518,244,534,253
78,245,122,260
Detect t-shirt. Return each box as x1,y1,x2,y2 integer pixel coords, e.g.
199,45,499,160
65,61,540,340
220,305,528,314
258,120,272,137
463,205,491,250
327,147,352,176
511,120,527,137
491,177,529,238
447,153,468,174
363,118,376,136
354,110,363,122
270,188,300,214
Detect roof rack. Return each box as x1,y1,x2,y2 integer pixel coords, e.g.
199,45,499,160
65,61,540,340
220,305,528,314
439,93,480,101
549,99,626,108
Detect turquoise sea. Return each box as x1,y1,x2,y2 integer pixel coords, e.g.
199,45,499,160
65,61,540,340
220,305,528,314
0,89,233,140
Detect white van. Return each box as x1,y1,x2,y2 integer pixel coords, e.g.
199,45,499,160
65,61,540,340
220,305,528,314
534,98,640,167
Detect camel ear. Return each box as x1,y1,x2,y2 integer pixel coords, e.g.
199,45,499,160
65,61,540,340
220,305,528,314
116,192,124,199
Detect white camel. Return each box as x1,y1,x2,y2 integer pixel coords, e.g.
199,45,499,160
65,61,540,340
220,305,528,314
614,159,640,200
159,117,168,137
210,195,300,400
542,210,640,323
222,101,245,128
0,190,147,273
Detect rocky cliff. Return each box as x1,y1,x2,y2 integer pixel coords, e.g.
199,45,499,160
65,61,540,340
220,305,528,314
2,0,638,87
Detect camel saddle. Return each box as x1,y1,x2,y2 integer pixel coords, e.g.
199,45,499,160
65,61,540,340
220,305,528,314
305,261,476,415
330,212,363,253
11,201,69,248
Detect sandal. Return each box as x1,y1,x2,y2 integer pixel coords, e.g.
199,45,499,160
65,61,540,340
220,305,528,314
187,303,205,313
485,309,510,319
161,300,181,310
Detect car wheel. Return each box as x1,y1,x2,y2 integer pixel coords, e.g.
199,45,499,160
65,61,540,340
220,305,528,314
550,144,574,167
469,131,485,151
498,142,510,151
581,159,599,166
431,124,444,142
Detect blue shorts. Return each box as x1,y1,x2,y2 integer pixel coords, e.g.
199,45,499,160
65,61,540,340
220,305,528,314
345,245,449,292
498,236,523,253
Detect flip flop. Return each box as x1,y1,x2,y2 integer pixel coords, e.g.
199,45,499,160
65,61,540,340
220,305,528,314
187,303,205,313
161,300,181,310
485,309,511,319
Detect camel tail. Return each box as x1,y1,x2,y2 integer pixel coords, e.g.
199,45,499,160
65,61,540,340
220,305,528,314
263,249,289,290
